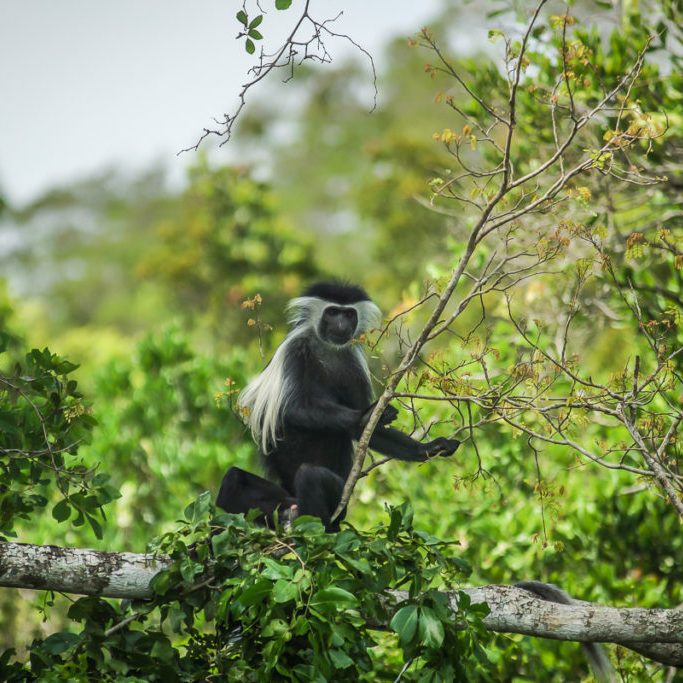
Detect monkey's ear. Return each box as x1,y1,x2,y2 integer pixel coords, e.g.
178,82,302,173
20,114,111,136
356,300,382,332
285,296,326,328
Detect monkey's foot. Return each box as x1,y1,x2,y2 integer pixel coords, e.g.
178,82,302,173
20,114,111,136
280,503,299,526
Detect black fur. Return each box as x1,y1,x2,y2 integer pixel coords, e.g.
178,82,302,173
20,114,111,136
301,280,370,304
216,282,460,531
216,467,297,526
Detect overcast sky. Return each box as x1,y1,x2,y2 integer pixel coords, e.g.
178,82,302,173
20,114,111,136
0,1,446,206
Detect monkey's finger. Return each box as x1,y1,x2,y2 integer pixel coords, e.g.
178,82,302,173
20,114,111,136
426,438,460,457
440,439,461,456
381,404,399,424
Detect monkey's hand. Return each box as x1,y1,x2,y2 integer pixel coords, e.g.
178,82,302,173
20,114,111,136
360,402,399,432
360,401,398,431
378,403,399,427
422,437,460,458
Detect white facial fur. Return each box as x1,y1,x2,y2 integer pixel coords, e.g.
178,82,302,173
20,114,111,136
286,296,382,341
238,296,382,452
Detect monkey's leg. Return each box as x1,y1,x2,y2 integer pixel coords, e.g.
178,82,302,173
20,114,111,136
293,464,346,532
216,466,297,527
369,427,460,462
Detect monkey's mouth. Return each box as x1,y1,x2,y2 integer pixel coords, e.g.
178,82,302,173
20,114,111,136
327,332,353,346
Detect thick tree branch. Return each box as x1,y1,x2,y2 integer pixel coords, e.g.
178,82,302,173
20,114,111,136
0,541,165,600
1,542,681,667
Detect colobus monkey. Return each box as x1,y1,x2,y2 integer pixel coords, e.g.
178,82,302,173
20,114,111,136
516,581,615,683
216,281,460,531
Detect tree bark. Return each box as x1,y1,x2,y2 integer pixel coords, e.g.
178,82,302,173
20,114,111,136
0,541,164,600
1,542,681,666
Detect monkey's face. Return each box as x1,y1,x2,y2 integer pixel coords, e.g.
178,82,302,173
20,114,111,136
319,305,358,346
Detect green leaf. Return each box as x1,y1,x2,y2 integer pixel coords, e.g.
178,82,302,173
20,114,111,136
390,604,418,645
387,507,402,539
418,606,445,649
41,632,80,655
248,29,263,41
236,579,273,607
291,515,325,533
275,0,292,9
262,556,294,580
183,491,211,524
66,596,115,621
211,529,232,556
272,579,298,603
215,588,232,622
86,513,103,539
262,618,289,638
341,555,372,573
150,636,175,663
249,15,263,29
245,38,255,54
310,587,358,612
51,499,71,522
150,570,171,595
329,648,354,669
166,604,187,633
55,359,79,374
179,556,203,583
236,10,248,25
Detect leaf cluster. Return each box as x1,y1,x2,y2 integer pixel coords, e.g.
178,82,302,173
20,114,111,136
1,500,492,682
0,339,117,540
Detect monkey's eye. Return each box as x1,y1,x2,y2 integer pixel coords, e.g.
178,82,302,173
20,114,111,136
322,307,358,338
324,306,349,319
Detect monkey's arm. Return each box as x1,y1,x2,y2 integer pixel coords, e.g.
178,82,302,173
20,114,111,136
285,398,396,434
369,426,460,462
285,398,362,433
282,363,398,435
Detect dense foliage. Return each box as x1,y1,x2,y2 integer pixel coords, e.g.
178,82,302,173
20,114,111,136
1,0,682,680
1,502,488,682
2,502,486,681
0,335,112,540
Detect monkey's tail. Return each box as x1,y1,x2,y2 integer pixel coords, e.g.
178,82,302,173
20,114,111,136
515,580,616,683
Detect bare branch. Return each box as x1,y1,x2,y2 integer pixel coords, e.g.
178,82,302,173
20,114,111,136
180,2,377,152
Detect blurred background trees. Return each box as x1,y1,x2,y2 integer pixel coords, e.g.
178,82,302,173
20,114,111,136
1,0,682,679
